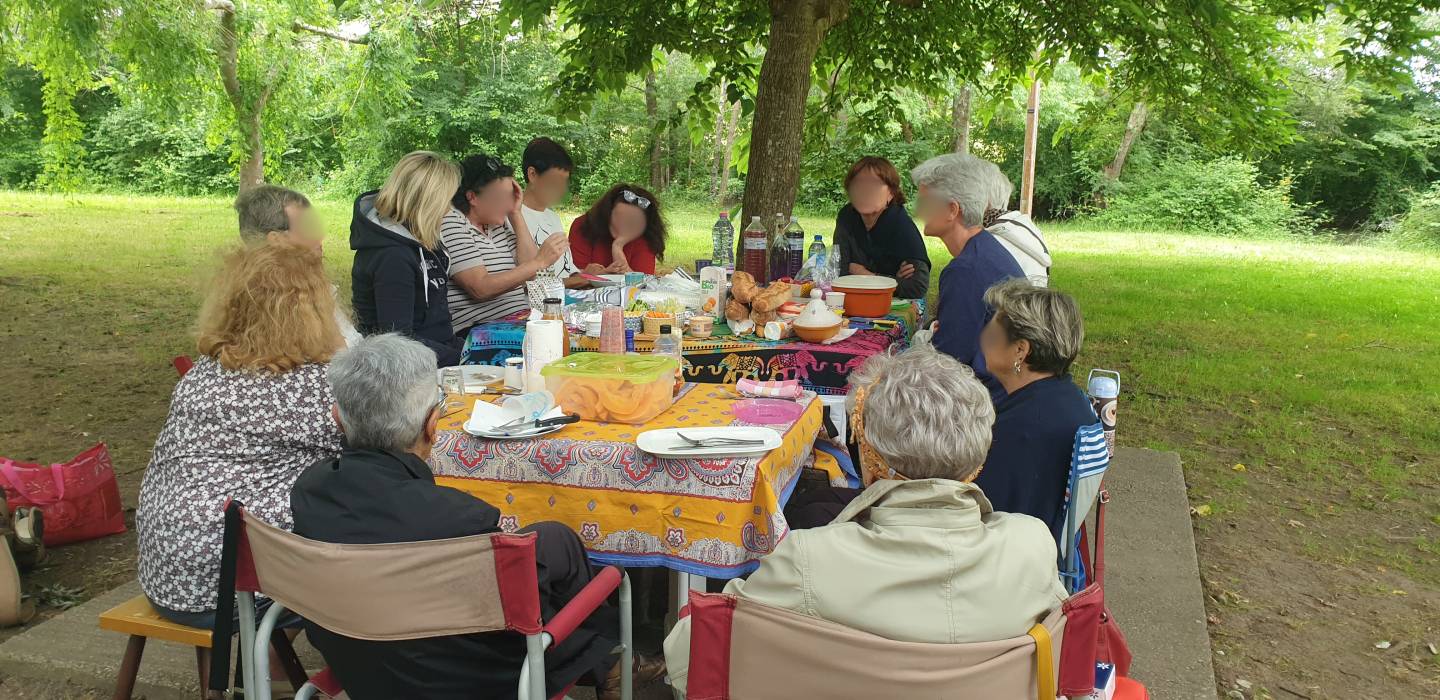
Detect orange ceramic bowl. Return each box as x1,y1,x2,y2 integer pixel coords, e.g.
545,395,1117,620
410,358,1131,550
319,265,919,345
793,322,842,343
832,275,898,318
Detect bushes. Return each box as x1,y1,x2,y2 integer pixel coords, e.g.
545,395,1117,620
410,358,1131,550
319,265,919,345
1386,184,1440,249
1092,156,1312,237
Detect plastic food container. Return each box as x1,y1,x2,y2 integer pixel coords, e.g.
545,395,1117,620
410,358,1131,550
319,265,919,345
541,352,680,424
832,275,898,318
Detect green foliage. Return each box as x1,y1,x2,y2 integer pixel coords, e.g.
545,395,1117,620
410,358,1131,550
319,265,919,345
1092,157,1312,237
1389,183,1440,248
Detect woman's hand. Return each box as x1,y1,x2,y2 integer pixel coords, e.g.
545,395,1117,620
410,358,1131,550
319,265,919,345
583,263,610,275
849,262,874,276
897,262,916,279
508,180,525,217
536,233,567,268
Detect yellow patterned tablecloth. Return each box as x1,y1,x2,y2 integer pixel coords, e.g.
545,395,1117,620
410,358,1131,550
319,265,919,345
429,384,824,578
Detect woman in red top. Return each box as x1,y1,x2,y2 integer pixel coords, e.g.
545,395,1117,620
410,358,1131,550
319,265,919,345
568,184,668,275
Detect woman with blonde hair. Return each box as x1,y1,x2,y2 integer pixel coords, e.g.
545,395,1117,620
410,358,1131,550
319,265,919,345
351,150,465,366
137,240,344,628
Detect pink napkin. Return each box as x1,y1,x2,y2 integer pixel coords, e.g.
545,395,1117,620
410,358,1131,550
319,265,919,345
736,378,803,399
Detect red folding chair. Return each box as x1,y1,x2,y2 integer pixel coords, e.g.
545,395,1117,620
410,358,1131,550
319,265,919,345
172,356,194,377
209,501,633,700
685,590,1065,700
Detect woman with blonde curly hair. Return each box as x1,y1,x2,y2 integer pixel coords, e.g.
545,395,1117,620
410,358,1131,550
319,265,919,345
137,240,344,628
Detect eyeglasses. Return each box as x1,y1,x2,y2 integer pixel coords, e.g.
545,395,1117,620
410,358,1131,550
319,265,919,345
620,190,651,210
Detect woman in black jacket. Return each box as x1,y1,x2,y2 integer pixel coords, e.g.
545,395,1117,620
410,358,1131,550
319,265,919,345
833,156,931,299
350,151,464,366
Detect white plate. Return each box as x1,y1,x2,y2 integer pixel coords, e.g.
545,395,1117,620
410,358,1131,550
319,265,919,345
437,365,506,393
636,427,783,458
465,423,565,440
464,400,567,440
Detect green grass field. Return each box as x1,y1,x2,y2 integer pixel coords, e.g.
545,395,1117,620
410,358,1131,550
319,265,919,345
2,191,1439,694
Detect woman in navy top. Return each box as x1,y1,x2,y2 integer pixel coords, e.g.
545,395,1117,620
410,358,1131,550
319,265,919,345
976,279,1096,536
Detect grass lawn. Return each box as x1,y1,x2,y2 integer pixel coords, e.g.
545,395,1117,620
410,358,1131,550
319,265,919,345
2,191,1438,695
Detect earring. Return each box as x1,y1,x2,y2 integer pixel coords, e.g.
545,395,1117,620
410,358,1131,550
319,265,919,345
1012,360,1023,376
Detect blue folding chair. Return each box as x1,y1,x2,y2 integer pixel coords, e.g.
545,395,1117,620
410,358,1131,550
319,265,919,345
1058,422,1110,593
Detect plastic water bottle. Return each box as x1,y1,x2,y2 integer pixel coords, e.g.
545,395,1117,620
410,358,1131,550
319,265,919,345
742,215,768,282
806,234,827,261
784,216,806,279
653,324,684,393
1087,369,1121,457
710,212,735,272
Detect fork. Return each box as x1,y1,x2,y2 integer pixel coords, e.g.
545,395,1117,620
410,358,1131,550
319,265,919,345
676,432,766,447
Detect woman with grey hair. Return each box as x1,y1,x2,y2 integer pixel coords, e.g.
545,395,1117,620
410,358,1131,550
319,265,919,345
663,344,1067,696
978,278,1097,535
290,333,664,700
911,152,1024,401
981,164,1052,287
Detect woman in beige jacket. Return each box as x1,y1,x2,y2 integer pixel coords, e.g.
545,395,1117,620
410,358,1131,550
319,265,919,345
663,344,1068,694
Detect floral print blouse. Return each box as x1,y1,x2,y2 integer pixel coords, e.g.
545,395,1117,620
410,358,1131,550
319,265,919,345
137,356,342,613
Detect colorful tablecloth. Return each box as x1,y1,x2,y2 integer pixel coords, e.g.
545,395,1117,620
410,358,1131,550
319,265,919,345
429,384,825,578
461,301,922,395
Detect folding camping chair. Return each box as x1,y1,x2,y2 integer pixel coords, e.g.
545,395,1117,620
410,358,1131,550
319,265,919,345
684,590,1065,700
1058,422,1110,594
210,502,634,700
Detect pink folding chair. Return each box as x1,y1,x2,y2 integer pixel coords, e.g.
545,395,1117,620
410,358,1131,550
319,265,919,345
685,590,1065,700
209,501,633,700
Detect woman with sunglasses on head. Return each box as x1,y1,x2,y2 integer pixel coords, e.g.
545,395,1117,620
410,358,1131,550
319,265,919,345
568,184,668,275
441,153,568,334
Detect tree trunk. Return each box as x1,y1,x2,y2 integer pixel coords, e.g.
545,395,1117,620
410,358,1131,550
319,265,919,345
711,78,730,200
739,0,849,252
717,100,741,205
1019,78,1041,216
214,2,265,192
1102,101,1148,182
952,84,972,154
645,69,664,190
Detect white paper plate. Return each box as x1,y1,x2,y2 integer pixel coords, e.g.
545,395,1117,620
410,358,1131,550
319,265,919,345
463,400,566,439
636,427,783,458
437,365,506,393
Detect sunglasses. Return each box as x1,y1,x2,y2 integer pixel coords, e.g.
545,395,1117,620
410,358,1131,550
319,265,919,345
620,190,651,210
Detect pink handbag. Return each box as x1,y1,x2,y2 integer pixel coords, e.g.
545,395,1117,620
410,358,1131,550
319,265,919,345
0,443,127,546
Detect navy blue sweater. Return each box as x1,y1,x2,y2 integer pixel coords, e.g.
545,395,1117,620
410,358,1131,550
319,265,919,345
931,230,1023,400
977,375,1098,536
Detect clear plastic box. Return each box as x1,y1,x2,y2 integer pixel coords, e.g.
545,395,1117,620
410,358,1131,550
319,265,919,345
540,352,680,424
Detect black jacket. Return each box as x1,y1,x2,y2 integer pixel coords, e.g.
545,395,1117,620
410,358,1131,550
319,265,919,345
833,202,932,299
350,191,463,366
290,448,615,699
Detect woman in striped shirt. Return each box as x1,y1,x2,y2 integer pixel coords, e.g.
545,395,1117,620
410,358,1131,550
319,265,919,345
442,154,568,334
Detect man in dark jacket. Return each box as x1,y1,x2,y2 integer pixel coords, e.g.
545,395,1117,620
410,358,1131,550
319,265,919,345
350,187,463,366
292,333,663,699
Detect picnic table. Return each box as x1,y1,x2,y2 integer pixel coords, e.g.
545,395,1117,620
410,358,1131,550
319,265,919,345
460,300,922,395
427,383,837,580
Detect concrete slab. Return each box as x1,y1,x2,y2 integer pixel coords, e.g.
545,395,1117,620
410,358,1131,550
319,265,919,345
1105,447,1219,700
0,579,323,700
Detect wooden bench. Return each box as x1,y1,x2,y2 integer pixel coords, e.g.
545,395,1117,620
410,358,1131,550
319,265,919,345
98,594,307,700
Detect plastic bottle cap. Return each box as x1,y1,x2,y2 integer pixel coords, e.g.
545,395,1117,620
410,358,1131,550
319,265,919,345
543,297,562,304
813,235,822,240
718,212,728,218
1088,376,1119,398
659,325,672,334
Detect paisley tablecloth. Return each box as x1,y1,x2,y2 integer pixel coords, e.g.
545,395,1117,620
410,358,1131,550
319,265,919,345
460,301,920,395
429,384,825,578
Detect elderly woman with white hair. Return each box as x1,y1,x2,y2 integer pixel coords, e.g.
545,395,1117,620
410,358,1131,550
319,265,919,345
662,344,1068,696
290,333,664,700
978,278,1096,536
982,164,1052,287
911,153,1025,401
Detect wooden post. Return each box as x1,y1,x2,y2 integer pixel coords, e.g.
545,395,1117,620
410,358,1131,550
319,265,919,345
1020,77,1041,216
